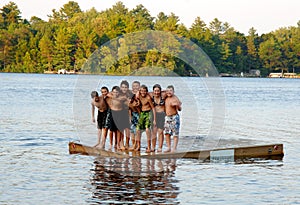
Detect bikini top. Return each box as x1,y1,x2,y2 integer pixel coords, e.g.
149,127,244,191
152,96,165,107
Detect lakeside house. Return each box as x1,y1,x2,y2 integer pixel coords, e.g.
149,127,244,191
269,73,283,78
44,69,77,74
268,73,299,78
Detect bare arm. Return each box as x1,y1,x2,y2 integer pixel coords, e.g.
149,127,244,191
91,101,96,123
149,97,156,126
173,95,182,111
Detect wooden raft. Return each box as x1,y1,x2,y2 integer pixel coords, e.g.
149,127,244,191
68,141,284,161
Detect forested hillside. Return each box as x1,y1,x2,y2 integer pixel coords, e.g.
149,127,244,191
1,1,300,76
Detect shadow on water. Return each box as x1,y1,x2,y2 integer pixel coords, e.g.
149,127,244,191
88,157,180,204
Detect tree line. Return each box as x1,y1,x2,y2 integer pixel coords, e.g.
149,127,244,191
1,1,300,76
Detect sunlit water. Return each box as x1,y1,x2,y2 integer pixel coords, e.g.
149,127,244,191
0,73,299,204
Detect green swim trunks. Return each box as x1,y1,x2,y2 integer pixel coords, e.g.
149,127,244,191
136,110,151,130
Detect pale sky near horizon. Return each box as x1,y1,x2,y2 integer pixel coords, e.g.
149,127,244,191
1,0,299,35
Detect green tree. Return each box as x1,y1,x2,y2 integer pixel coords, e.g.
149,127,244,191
0,29,14,70
39,32,54,71
273,28,300,73
53,26,73,70
290,26,300,72
209,18,224,35
246,27,261,71
219,41,234,72
104,1,129,38
117,37,130,74
69,11,98,70
127,4,153,32
0,2,21,29
154,12,180,32
259,37,282,72
23,51,34,72
189,17,218,65
221,27,247,73
49,1,82,22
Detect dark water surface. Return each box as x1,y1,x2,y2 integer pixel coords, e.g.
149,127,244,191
0,73,299,204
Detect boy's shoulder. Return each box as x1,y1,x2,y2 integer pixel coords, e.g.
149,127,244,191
146,94,152,101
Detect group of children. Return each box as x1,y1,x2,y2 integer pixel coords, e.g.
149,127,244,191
91,80,182,153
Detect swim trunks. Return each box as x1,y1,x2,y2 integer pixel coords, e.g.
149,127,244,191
97,110,108,129
164,114,180,136
136,110,151,130
156,111,166,129
120,109,130,129
106,109,117,131
130,111,139,134
111,110,126,131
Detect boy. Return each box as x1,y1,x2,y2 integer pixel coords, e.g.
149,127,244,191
90,87,109,148
129,80,141,149
164,85,182,152
128,93,141,150
105,86,129,151
133,85,156,152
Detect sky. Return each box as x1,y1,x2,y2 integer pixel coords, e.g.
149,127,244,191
1,0,299,35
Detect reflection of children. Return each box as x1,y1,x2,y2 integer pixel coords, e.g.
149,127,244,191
90,87,109,148
134,85,156,152
164,85,182,152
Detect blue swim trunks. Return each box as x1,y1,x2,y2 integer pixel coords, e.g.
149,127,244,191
130,111,139,134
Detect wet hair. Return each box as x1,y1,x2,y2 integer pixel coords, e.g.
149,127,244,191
120,80,129,88
140,84,148,92
112,85,120,92
101,86,109,92
130,93,136,103
167,85,174,91
91,91,99,98
132,81,140,86
153,84,162,91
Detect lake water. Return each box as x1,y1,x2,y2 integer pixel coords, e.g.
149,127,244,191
0,73,299,204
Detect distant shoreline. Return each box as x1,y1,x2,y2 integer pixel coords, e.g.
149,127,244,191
1,71,300,78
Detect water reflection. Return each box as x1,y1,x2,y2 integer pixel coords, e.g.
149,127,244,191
89,157,180,204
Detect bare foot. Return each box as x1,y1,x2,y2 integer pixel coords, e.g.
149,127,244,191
157,148,162,152
146,148,151,153
109,144,113,150
151,149,155,152
134,147,140,152
95,144,103,149
164,149,171,153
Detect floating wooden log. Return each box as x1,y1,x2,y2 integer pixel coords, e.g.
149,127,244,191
69,141,284,161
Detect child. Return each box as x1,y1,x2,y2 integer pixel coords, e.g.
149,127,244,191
90,87,109,148
134,85,156,152
128,94,141,150
105,86,129,151
164,85,182,152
